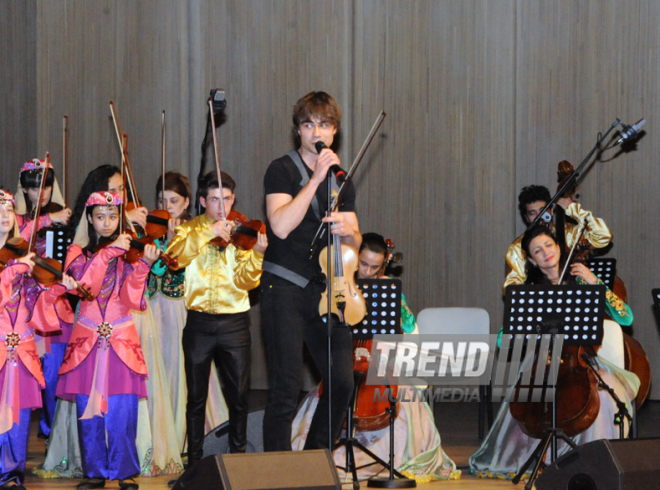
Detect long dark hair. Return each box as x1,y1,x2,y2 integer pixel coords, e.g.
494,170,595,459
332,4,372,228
71,165,121,230
20,168,55,215
521,225,575,285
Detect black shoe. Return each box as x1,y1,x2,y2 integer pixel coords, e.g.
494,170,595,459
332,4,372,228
76,478,106,489
167,479,178,488
0,484,27,490
118,478,138,490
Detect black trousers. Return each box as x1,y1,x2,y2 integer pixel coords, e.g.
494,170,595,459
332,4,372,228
261,272,354,451
182,310,251,460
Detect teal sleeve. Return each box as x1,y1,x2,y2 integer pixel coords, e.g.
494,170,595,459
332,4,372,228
400,293,416,334
150,237,169,276
578,276,634,326
150,258,168,277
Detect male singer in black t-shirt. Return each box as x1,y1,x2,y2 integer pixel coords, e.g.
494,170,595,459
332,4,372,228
261,91,361,451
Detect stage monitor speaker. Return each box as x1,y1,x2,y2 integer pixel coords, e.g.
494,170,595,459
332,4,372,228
172,449,341,490
536,438,660,489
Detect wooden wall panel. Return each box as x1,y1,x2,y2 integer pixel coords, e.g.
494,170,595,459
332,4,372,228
516,0,660,397
353,1,516,326
35,1,190,208
0,0,37,190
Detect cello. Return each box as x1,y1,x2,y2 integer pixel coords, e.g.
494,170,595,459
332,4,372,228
555,160,651,409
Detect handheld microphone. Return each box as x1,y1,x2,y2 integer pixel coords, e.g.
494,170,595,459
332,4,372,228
314,141,346,182
614,118,645,146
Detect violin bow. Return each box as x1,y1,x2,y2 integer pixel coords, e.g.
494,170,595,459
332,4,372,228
161,110,166,210
62,115,69,208
28,154,51,252
558,218,589,284
109,101,139,209
309,111,387,257
208,98,228,221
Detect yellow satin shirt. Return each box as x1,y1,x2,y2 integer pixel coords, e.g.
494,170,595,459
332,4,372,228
165,214,263,314
503,202,612,294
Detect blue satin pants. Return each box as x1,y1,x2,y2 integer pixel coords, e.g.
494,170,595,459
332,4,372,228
76,394,140,481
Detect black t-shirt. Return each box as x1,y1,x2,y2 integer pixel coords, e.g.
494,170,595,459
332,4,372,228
263,153,356,282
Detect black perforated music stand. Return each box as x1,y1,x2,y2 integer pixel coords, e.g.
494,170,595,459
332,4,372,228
504,284,606,490
586,258,616,290
652,288,660,309
334,278,414,489
353,279,402,339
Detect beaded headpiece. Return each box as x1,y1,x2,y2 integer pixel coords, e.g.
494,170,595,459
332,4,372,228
0,190,16,206
85,191,123,207
20,159,53,173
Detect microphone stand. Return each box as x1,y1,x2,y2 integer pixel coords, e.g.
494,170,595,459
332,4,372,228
326,170,334,450
581,349,633,440
527,118,621,231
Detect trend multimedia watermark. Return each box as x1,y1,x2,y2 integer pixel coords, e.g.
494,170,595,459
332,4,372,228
364,334,565,403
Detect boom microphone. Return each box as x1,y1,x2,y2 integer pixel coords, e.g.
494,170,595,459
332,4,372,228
614,118,646,146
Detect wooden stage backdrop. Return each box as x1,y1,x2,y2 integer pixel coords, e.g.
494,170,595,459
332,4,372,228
2,1,659,395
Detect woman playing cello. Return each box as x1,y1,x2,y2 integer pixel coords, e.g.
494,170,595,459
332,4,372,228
470,225,639,480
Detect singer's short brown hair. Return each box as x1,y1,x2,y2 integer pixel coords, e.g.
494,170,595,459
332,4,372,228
292,92,342,131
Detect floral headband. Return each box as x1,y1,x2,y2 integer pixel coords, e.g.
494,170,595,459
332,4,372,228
85,191,123,207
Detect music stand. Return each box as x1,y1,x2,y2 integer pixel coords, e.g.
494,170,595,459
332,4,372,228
42,226,75,267
335,278,414,489
652,288,660,309
503,284,606,490
586,258,616,290
353,279,402,339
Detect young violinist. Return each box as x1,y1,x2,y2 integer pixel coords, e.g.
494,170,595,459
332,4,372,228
261,91,360,452
15,159,72,247
15,159,76,442
503,184,612,293
356,233,418,333
150,172,228,456
0,189,77,490
56,191,160,490
471,225,638,479
164,170,266,468
70,165,149,247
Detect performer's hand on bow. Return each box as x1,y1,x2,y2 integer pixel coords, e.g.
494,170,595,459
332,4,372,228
110,233,132,251
50,207,72,225
211,219,233,242
570,262,598,285
127,206,148,229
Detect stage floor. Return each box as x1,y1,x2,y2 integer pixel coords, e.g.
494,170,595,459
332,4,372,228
22,395,660,489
